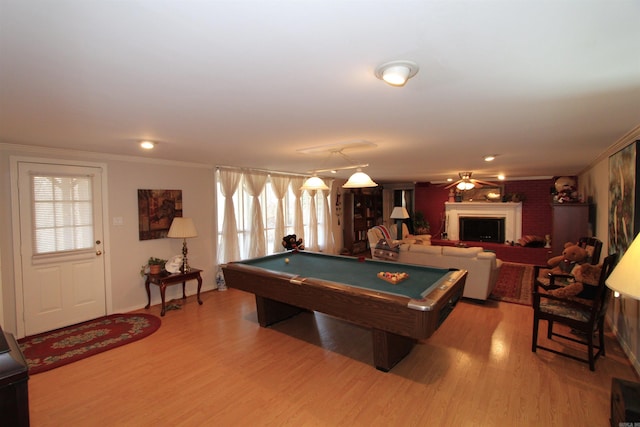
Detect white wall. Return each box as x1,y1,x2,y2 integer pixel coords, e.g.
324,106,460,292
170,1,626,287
0,144,216,335
579,129,640,375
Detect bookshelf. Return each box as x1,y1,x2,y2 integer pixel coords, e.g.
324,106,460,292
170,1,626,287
342,188,383,254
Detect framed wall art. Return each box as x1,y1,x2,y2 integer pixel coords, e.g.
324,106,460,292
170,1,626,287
138,189,183,240
608,140,640,257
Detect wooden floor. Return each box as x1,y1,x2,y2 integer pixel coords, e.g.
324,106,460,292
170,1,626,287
28,289,639,426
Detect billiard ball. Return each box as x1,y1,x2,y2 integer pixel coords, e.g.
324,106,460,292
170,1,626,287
285,258,290,264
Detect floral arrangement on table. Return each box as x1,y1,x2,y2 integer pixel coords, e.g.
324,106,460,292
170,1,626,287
140,257,168,276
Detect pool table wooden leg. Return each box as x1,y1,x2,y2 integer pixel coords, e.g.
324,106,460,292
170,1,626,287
372,329,416,372
255,295,304,327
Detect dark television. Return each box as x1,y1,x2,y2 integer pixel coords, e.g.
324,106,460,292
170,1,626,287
459,217,505,243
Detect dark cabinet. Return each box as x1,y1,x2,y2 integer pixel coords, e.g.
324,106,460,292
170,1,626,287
551,204,591,255
611,377,640,426
0,327,30,427
342,189,382,254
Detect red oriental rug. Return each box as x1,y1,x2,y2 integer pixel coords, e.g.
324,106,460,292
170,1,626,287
18,313,161,375
490,262,534,306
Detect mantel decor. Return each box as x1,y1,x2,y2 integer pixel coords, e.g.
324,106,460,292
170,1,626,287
138,189,183,240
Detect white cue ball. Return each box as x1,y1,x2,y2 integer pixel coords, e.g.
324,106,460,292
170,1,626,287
285,258,290,264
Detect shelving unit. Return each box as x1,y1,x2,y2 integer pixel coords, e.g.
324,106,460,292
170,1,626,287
551,203,591,255
342,188,383,254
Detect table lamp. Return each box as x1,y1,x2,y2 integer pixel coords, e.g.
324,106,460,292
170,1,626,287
606,233,640,299
390,207,410,240
605,232,640,423
167,217,198,273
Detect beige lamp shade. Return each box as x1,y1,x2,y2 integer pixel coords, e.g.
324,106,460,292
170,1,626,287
606,233,640,299
342,170,378,188
167,217,198,238
301,176,329,191
390,206,410,219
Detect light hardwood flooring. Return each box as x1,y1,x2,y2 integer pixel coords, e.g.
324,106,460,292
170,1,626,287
28,289,639,426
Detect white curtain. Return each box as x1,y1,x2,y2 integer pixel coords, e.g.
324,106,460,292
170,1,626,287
217,169,242,263
243,171,268,258
270,174,290,253
321,181,335,253
306,189,318,251
290,176,305,242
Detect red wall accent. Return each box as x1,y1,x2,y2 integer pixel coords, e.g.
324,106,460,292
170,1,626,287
415,179,555,240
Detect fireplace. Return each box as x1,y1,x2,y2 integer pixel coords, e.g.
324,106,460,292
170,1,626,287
445,202,522,243
460,217,505,243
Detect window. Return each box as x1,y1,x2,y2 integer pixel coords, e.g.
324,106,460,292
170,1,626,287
31,174,94,255
216,169,330,261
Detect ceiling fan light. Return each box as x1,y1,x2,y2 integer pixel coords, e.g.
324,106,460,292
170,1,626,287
457,181,475,191
300,176,329,191
342,170,378,188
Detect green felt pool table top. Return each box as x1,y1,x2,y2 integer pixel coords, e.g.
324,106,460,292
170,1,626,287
238,251,456,300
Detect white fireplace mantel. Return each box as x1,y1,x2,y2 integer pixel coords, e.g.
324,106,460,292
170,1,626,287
445,202,522,242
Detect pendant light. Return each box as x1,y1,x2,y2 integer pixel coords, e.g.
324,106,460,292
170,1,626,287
342,169,378,188
300,175,329,191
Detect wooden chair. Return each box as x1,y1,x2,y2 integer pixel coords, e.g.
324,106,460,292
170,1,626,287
533,237,603,290
578,237,603,265
531,253,617,371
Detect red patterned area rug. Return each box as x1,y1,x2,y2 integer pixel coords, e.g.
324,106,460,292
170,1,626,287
18,313,161,375
490,262,534,306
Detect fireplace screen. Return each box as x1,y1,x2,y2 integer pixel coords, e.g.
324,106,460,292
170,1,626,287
459,217,505,243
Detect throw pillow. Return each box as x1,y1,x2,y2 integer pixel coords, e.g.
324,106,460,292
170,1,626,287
373,238,399,261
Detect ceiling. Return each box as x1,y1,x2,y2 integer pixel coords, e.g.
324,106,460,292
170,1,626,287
1,1,639,184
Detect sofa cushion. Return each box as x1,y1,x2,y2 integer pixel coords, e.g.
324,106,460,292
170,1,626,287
414,235,431,245
442,246,483,257
477,251,496,260
408,245,442,255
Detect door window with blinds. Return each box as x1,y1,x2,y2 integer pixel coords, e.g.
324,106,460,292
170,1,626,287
31,174,95,255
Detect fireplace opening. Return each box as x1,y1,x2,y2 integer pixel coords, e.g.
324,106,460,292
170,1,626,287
459,217,505,243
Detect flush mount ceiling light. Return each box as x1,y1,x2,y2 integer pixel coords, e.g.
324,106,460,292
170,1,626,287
483,155,497,162
374,60,419,87
139,140,155,150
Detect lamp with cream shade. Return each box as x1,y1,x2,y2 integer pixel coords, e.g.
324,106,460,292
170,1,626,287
167,217,198,273
606,232,640,299
605,232,640,414
390,206,410,240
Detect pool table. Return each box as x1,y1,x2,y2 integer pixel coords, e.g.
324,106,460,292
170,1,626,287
222,251,467,371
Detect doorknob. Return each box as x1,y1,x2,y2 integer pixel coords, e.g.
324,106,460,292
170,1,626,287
96,250,103,256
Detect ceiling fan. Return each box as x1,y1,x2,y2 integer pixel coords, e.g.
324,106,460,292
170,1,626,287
444,172,497,190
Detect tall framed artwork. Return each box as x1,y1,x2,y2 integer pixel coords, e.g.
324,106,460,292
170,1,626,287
608,140,640,257
138,189,183,240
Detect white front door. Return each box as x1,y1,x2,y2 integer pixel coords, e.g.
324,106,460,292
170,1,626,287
17,161,107,336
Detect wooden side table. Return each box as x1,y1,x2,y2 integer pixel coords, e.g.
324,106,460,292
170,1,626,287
145,268,203,316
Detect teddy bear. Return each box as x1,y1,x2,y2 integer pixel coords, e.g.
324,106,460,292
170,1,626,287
543,262,602,301
545,242,589,275
282,234,304,251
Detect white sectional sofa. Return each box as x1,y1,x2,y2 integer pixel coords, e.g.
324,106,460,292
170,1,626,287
397,244,502,301
367,225,502,301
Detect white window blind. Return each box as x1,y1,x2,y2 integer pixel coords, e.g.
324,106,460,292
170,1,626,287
31,174,94,255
